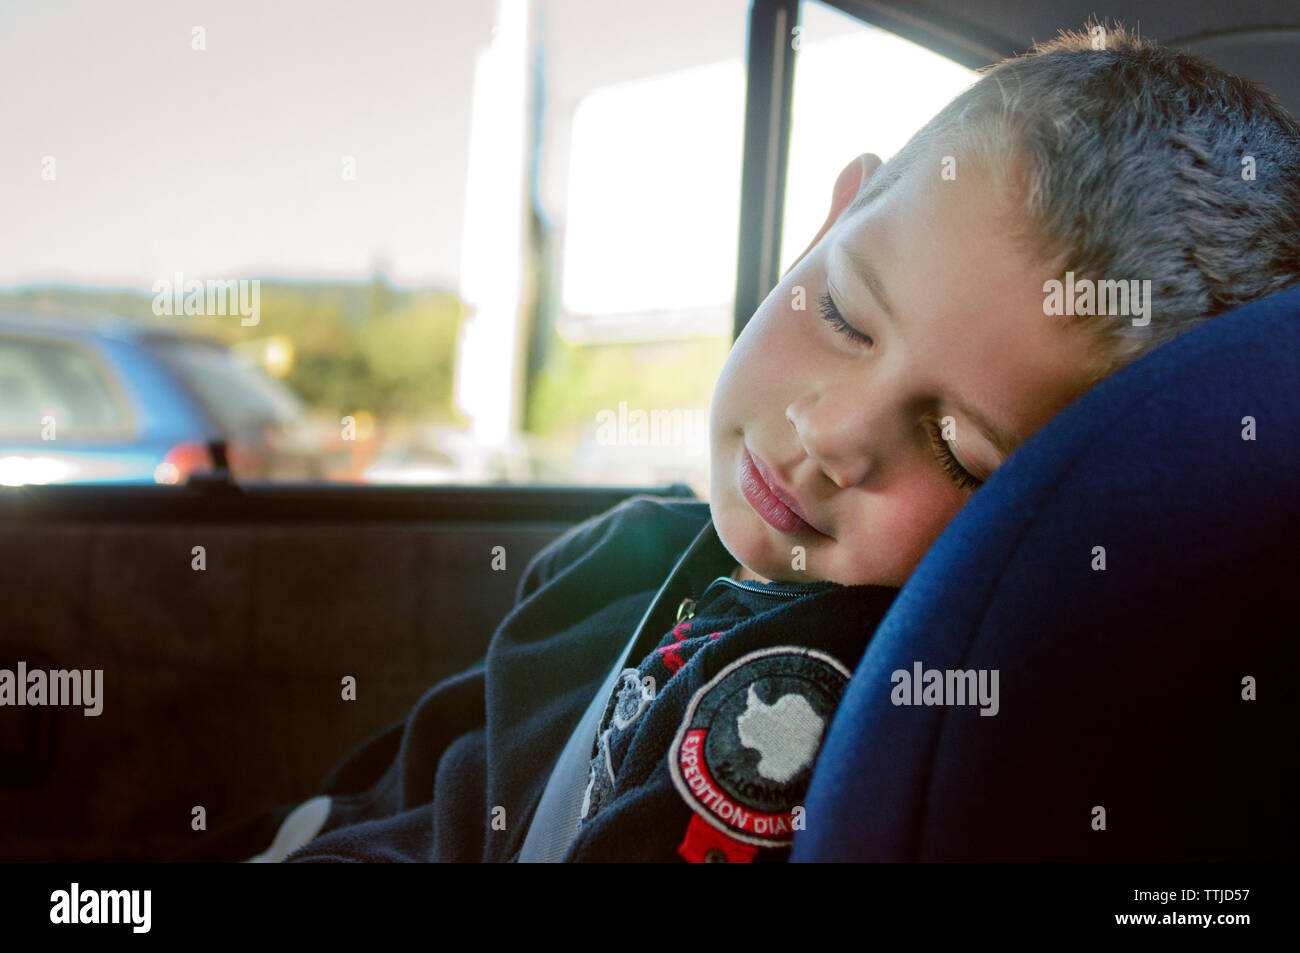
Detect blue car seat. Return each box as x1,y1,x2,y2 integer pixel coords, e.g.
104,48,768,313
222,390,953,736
794,284,1300,861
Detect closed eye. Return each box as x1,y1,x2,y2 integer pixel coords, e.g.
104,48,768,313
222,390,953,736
818,292,873,348
817,290,982,491
924,416,984,491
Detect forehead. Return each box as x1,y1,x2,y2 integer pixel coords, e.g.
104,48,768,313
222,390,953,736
829,156,1099,451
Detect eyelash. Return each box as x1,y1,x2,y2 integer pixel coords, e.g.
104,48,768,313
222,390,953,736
925,418,983,491
817,292,873,347
816,292,982,491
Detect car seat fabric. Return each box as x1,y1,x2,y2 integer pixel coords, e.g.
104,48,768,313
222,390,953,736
793,284,1300,861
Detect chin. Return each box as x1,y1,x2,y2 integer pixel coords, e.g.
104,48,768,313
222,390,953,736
711,493,762,567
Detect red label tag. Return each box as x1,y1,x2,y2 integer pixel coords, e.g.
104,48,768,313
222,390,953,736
676,814,758,864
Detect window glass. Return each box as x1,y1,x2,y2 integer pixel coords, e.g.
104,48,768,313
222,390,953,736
780,2,978,273
0,335,131,439
0,0,969,493
146,338,307,436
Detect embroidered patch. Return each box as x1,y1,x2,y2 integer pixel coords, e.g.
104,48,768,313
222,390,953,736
668,646,851,847
611,669,655,731
580,669,656,822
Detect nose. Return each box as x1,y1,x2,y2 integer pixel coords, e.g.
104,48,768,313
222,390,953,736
786,374,900,489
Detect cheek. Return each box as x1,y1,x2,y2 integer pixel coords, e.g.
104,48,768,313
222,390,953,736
848,476,967,585
713,302,804,417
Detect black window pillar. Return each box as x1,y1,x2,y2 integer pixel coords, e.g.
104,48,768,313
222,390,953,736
733,0,799,342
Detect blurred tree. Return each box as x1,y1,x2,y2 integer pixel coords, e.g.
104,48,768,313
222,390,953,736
0,281,466,423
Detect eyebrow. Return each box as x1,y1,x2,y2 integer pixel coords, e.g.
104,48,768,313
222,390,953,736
839,240,1020,466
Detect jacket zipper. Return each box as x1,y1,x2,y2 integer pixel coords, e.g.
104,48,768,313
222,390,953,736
701,576,822,602
678,576,827,623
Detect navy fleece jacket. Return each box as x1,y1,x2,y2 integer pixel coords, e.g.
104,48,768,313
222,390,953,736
260,494,898,861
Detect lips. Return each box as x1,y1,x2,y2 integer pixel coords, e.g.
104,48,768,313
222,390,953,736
739,445,825,538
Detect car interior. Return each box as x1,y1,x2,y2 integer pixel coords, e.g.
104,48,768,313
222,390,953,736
1,0,1296,867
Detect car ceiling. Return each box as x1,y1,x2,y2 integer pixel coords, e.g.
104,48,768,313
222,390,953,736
861,0,1300,117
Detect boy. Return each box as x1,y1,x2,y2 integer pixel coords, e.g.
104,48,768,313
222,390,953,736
217,23,1300,862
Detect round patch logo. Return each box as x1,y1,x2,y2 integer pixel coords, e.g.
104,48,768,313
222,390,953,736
668,646,852,847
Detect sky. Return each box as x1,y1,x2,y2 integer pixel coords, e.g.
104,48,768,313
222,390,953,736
0,0,489,290
0,0,975,313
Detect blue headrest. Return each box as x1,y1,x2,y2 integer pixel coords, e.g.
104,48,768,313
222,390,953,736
793,285,1300,861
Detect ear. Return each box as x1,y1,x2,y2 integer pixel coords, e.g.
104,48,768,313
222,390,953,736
783,152,882,277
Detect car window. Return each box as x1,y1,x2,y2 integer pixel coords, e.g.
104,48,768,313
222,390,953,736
0,0,974,491
781,1,977,274
146,337,306,436
0,334,132,439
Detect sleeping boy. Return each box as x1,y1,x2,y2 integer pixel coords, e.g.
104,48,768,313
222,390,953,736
202,22,1300,862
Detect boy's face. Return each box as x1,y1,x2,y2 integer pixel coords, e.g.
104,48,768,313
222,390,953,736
710,151,1100,587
